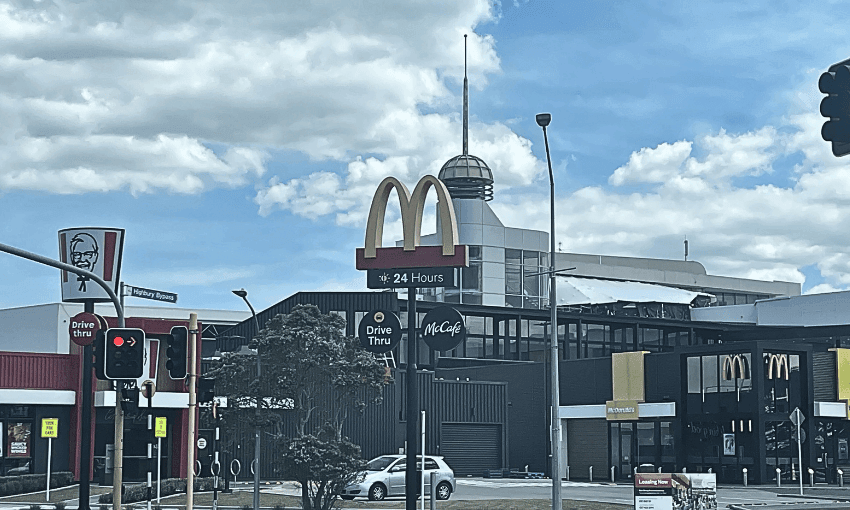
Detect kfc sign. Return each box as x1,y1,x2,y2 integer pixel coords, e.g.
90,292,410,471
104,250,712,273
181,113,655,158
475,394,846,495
58,227,125,302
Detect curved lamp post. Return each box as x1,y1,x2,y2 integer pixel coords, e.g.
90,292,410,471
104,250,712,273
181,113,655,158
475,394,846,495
536,113,563,510
232,289,261,510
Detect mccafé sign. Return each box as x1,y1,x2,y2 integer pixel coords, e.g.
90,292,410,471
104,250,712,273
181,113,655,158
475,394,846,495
356,175,468,269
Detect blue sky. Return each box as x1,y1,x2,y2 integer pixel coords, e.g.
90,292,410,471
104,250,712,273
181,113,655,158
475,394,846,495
1,0,849,312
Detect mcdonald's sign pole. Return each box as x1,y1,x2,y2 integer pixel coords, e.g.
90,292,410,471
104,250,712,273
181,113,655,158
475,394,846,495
357,175,468,510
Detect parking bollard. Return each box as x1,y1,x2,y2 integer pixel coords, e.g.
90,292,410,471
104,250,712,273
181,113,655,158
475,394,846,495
838,468,844,487
610,465,615,482
682,467,687,473
589,466,593,482
565,465,569,481
743,468,748,487
809,468,815,488
657,467,662,473
776,467,782,487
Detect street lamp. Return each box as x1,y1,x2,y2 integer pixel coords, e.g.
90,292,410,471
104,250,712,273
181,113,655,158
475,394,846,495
536,113,563,510
232,289,261,510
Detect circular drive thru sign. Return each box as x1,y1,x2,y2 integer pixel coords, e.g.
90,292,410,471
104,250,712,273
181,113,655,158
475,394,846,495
358,309,402,353
69,312,102,346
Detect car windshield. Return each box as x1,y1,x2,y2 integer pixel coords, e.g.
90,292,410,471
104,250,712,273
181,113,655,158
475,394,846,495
366,456,398,471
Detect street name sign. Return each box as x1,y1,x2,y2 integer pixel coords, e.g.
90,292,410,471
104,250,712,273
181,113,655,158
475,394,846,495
127,285,178,303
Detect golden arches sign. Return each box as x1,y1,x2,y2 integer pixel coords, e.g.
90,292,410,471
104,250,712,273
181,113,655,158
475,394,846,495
766,353,789,380
356,175,468,269
722,354,750,380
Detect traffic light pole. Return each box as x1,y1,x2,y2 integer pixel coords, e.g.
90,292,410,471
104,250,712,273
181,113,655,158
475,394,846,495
0,243,126,510
80,301,95,510
187,313,199,510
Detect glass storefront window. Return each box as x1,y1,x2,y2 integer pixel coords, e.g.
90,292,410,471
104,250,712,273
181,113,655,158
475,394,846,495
687,357,701,394
702,356,719,393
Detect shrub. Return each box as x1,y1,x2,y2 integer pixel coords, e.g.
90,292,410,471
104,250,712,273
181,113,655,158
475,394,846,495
97,478,215,504
0,473,73,497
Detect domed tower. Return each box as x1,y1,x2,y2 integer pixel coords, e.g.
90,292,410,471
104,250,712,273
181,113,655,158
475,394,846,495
438,35,494,201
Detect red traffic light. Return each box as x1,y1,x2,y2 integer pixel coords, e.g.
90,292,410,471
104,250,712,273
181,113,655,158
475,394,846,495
113,336,125,347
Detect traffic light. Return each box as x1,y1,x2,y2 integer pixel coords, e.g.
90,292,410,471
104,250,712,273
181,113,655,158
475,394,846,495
166,326,188,380
119,384,139,412
198,377,215,403
94,330,106,381
819,59,850,157
104,328,145,379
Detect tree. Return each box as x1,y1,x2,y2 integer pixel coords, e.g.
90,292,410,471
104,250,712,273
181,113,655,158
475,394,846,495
208,304,388,510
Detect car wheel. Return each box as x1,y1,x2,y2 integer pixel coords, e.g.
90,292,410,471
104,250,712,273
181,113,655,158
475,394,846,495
436,481,452,500
368,483,387,501
340,495,355,500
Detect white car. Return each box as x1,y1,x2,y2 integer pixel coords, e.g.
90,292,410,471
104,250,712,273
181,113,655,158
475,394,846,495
341,454,456,501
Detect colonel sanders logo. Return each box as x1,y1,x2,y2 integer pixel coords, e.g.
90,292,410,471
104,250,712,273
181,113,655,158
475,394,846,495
70,233,98,291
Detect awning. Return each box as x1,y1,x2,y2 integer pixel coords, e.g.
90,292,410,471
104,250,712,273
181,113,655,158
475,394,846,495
556,277,713,306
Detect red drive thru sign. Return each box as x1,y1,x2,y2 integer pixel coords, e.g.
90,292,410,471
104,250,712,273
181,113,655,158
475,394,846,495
69,312,102,346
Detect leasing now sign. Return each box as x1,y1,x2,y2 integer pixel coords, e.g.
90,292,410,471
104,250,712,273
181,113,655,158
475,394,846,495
606,400,639,421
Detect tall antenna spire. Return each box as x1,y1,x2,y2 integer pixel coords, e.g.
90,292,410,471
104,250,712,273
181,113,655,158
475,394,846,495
463,34,468,156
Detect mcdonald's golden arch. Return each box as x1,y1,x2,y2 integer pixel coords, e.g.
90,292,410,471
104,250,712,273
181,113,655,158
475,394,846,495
766,353,789,380
356,175,469,270
722,354,750,380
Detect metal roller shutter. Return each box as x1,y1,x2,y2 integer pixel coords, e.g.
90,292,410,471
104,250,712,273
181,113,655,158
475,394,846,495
440,423,502,477
567,419,608,480
813,351,837,402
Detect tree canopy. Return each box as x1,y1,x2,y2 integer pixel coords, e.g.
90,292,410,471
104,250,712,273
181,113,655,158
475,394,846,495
208,304,389,510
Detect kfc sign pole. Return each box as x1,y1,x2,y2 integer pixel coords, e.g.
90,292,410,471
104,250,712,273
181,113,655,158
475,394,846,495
356,175,467,510
0,237,126,510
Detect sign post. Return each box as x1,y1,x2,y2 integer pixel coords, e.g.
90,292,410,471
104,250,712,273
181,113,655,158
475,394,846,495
155,417,167,502
41,418,58,501
356,175,468,510
791,407,806,496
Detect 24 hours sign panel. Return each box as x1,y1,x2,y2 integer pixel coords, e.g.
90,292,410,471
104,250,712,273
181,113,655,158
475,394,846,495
367,267,455,289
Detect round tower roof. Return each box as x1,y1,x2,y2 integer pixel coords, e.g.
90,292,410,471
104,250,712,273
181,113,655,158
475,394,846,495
438,154,494,201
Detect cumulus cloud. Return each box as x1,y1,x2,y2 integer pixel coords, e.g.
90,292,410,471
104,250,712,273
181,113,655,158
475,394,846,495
0,0,501,194
491,96,850,292
254,117,544,227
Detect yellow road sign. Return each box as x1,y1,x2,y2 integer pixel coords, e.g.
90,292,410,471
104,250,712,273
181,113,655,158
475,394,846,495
41,418,59,438
155,417,167,438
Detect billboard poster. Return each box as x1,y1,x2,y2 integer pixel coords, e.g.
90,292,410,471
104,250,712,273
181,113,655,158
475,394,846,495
6,422,32,458
58,227,125,303
635,473,717,510
723,433,736,456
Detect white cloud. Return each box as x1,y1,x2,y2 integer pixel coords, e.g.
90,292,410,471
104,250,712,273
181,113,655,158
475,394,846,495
0,0,499,194
254,116,544,226
490,96,850,292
